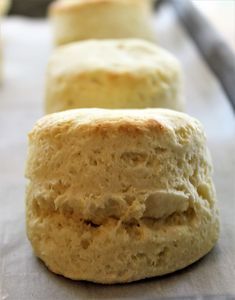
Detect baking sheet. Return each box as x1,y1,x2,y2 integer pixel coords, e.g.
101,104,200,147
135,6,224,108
0,3,235,299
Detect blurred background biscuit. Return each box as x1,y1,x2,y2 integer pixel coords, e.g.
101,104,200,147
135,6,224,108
49,0,155,45
0,0,11,81
0,0,11,15
45,39,184,113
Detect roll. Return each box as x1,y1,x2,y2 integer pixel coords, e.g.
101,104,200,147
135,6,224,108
45,39,184,113
0,0,10,81
0,0,10,15
25,108,219,284
49,0,155,46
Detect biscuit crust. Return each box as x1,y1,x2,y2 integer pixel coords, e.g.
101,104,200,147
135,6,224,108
26,109,219,283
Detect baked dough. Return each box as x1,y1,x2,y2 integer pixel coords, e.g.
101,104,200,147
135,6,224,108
0,0,10,81
0,0,10,15
45,39,184,113
49,0,155,45
25,108,219,284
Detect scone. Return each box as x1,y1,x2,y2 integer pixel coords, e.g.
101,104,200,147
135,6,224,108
0,0,10,15
0,0,10,81
25,108,219,284
45,39,184,114
49,0,155,46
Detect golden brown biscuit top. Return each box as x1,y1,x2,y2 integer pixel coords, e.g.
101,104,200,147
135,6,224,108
29,108,204,145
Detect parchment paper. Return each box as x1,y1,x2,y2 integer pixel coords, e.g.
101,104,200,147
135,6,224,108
0,4,234,299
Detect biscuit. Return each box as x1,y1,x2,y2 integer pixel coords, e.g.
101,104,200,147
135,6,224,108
0,0,10,15
45,39,184,113
49,0,155,46
25,108,219,284
0,0,10,81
